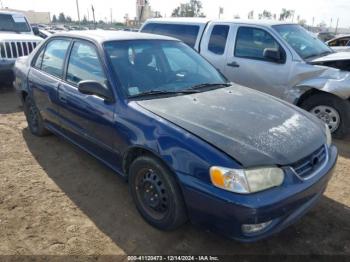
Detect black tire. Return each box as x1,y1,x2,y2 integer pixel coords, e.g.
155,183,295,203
129,155,187,230
23,96,50,136
300,93,350,139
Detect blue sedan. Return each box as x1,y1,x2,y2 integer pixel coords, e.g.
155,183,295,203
14,30,337,241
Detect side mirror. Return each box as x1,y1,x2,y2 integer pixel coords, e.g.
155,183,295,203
78,80,114,102
263,48,283,63
32,26,39,36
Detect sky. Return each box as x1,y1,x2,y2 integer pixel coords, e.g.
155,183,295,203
1,0,350,28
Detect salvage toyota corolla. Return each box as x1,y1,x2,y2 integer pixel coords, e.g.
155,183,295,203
14,31,337,241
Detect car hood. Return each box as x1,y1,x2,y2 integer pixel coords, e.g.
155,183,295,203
137,85,326,167
310,51,350,62
0,33,41,42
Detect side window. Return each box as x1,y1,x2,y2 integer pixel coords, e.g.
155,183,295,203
208,25,229,55
235,27,282,61
66,41,107,85
328,40,338,47
41,39,70,78
141,23,156,33
34,47,45,69
149,24,200,48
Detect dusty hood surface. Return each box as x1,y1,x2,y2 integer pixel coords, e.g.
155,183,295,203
137,85,326,167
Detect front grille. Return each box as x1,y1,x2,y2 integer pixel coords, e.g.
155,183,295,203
290,145,327,179
0,41,39,59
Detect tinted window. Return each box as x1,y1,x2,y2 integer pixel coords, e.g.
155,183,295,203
104,40,226,97
142,23,199,48
329,37,350,46
208,25,229,55
235,27,281,61
0,14,31,32
41,39,70,78
66,41,106,85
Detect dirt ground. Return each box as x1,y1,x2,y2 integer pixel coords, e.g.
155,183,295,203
0,86,350,256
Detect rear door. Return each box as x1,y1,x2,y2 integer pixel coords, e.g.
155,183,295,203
199,22,231,74
57,39,120,166
28,38,71,129
224,25,292,98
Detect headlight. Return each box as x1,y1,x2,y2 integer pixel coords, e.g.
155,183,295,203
325,124,332,146
210,166,284,194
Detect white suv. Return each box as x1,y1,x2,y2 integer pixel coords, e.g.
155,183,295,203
0,11,41,84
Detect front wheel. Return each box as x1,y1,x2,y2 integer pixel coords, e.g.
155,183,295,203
128,156,187,230
300,93,350,139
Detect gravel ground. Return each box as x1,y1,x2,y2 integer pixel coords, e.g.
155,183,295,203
0,87,349,256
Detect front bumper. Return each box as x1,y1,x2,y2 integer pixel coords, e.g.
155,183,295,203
179,145,337,242
0,59,15,82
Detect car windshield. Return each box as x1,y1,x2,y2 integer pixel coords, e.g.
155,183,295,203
104,40,228,98
273,24,333,59
0,13,31,33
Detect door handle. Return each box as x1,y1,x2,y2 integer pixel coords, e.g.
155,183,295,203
227,61,240,67
58,93,67,103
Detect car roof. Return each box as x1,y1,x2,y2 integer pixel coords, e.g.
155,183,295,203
53,30,179,43
144,17,210,25
326,34,350,43
0,10,25,16
144,17,296,27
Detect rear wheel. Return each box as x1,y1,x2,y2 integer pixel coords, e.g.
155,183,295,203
129,155,187,230
24,96,50,136
300,93,350,139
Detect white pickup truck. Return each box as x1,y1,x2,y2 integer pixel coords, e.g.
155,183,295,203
0,11,41,85
140,18,350,138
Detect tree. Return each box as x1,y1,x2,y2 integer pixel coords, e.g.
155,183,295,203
58,12,66,23
171,0,205,17
259,10,272,19
279,8,294,21
52,14,57,23
298,19,307,26
66,16,72,23
82,15,88,24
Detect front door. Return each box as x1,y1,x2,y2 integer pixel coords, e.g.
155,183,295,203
57,40,121,168
224,25,292,99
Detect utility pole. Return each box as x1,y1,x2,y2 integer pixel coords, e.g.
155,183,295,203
110,8,113,24
76,0,81,24
0,0,3,9
91,5,96,29
335,18,339,34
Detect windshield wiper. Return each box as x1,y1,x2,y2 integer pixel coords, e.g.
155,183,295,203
129,89,200,98
187,82,231,90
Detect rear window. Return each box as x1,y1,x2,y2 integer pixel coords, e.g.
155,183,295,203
208,25,229,55
141,23,200,48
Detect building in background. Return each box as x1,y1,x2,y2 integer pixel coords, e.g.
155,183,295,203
136,0,161,24
0,7,50,24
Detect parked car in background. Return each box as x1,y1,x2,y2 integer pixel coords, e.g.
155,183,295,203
317,32,336,42
0,11,41,85
14,30,337,241
326,35,350,52
141,18,350,138
36,29,53,39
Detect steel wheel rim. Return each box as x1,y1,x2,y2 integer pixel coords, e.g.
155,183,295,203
135,168,169,220
310,105,340,133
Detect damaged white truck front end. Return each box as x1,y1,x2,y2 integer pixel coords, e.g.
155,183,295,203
0,11,41,84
